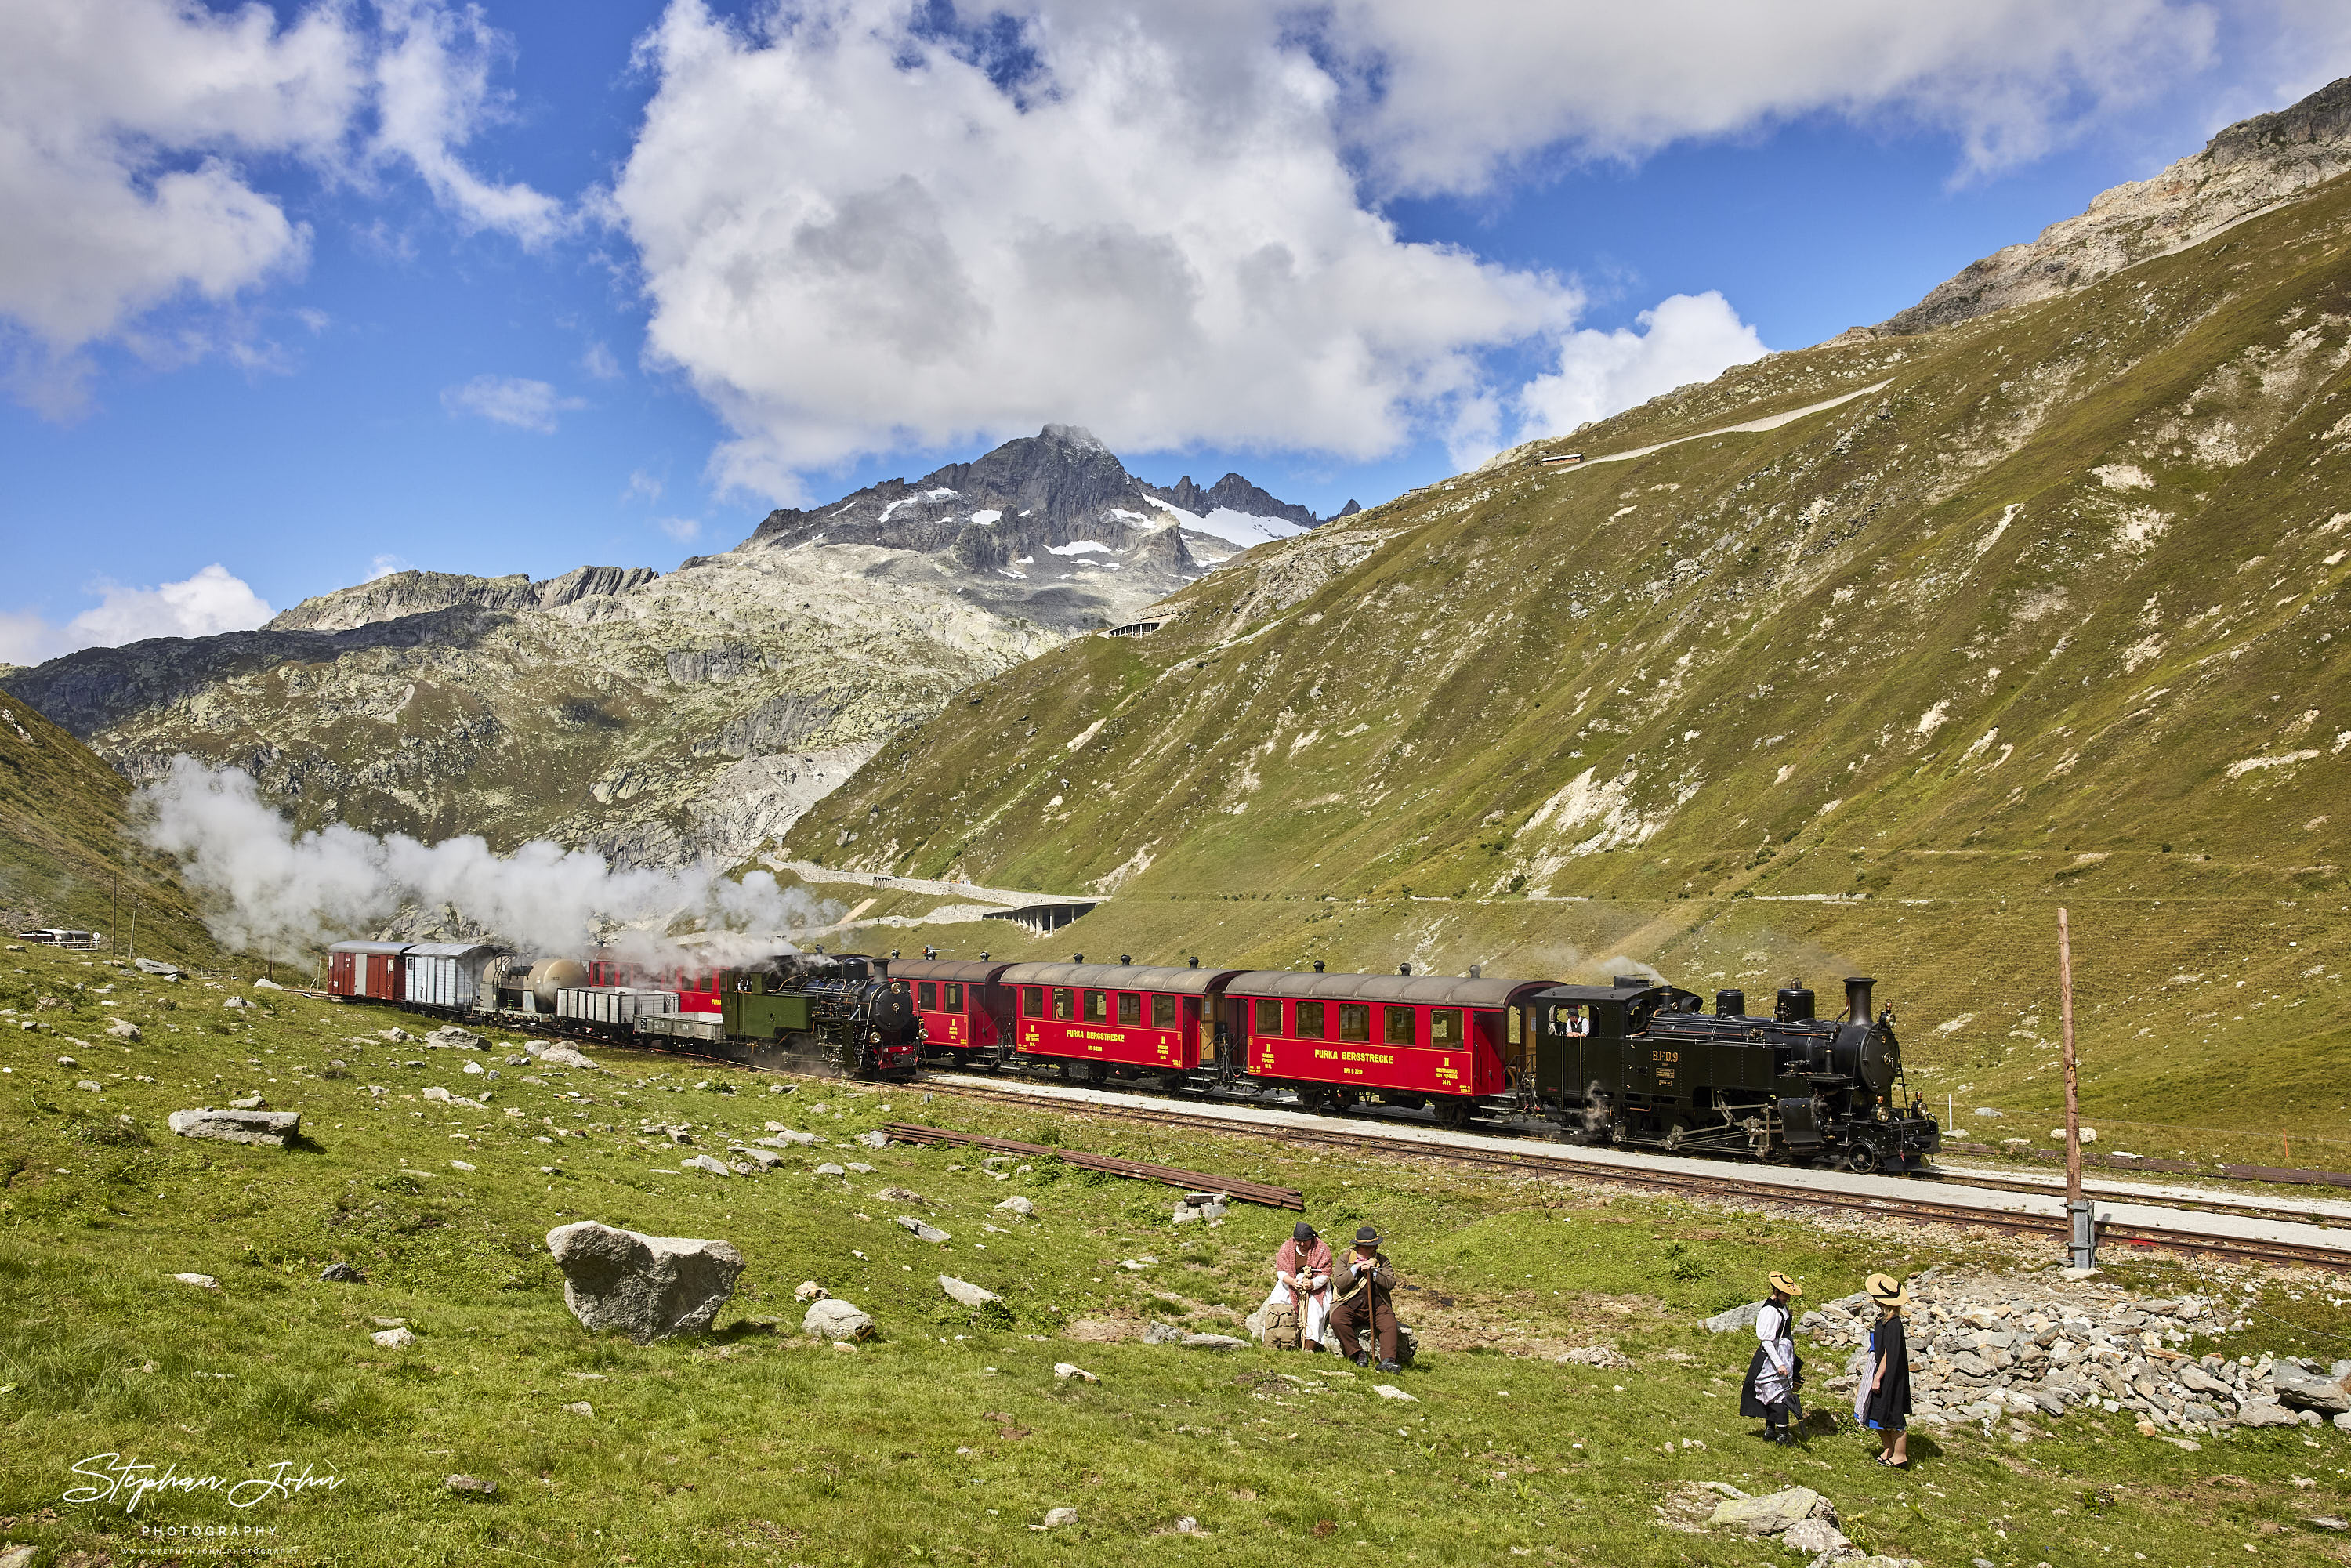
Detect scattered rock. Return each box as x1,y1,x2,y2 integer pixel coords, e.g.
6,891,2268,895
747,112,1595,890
680,1154,734,1177
449,1159,475,1171
2273,1365,2351,1415
1172,1515,1206,1535
533,1043,598,1070
561,1400,594,1417
757,1128,818,1146
319,1262,365,1284
462,1060,486,1075
1706,1302,1764,1334
940,1276,1002,1309
0,1544,34,1568
75,1078,101,1092
1141,1323,1184,1345
107,1018,142,1042
228,1095,265,1110
814,1163,846,1177
845,1161,876,1174
1559,1345,1637,1370
133,958,181,977
1374,1385,1417,1402
803,1298,875,1342
1708,1487,1832,1536
854,1129,889,1148
996,1196,1036,1217
734,1147,785,1170
2236,1398,2302,1428
877,1186,926,1203
1055,1363,1099,1382
171,1273,219,1290
54,1055,77,1066
168,1108,300,1147
380,1028,413,1043
896,1215,951,1244
252,976,284,990
444,1475,494,1496
371,1327,418,1349
795,1280,829,1301
545,1221,748,1344
1040,1508,1078,1529
426,1026,485,1049
1780,1517,1852,1556
223,996,249,1010
1182,1333,1247,1351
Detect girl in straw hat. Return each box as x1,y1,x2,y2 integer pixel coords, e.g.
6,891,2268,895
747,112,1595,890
1738,1272,1805,1444
1857,1273,1914,1466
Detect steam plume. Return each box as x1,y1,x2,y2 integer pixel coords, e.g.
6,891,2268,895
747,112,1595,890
135,759,835,963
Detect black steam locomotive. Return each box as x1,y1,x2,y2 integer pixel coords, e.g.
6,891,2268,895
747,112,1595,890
1524,975,1937,1170
717,953,922,1080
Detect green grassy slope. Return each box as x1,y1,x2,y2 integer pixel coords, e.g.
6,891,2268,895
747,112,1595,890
0,693,216,966
3,943,2346,1566
787,176,2351,1161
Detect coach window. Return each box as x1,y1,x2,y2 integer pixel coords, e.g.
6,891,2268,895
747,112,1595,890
1021,986,1044,1017
1295,1000,1326,1039
1083,990,1108,1023
1152,994,1178,1028
1384,1006,1418,1046
1338,1003,1370,1042
1118,992,1141,1025
1052,988,1074,1020
944,982,964,1010
918,982,938,1011
1253,998,1282,1035
1429,1008,1463,1046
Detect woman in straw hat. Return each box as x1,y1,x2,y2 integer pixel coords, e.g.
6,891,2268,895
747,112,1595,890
1857,1273,1914,1466
1738,1271,1804,1444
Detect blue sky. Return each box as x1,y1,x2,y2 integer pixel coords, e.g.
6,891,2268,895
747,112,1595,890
5,0,2349,663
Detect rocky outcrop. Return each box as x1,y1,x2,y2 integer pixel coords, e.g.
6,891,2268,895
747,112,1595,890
1880,74,2351,335
1145,472,1320,530
168,1107,299,1146
545,1220,746,1343
268,567,659,632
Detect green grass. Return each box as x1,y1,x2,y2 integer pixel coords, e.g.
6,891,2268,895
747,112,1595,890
4,944,2349,1566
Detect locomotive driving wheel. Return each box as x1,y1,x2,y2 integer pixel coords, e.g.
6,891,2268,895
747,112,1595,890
1842,1140,1879,1173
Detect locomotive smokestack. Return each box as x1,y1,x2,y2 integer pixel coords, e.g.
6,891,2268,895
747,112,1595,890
1313,960,1324,972
1843,976,1876,1027
1187,956,1198,968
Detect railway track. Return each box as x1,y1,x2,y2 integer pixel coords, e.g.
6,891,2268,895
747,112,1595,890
904,1073,2351,1276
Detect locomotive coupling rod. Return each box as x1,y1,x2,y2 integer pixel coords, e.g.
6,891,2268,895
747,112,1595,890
880,1122,1303,1208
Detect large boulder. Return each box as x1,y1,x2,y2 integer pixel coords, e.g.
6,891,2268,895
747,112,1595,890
940,1276,1002,1309
545,1221,746,1344
1707,1487,1833,1535
803,1298,875,1341
2273,1365,2351,1415
1705,1302,1763,1334
426,1026,485,1050
168,1108,300,1147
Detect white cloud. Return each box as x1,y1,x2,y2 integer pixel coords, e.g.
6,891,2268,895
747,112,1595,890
581,340,621,380
371,0,567,248
621,469,664,505
654,516,702,542
0,0,559,396
0,564,274,665
1516,292,1770,440
1315,0,2224,193
611,0,1580,500
367,552,413,579
440,373,584,433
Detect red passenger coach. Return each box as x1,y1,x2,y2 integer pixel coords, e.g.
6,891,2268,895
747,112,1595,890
999,961,1241,1080
327,940,413,1001
890,960,1016,1064
587,954,724,1015
1223,970,1553,1124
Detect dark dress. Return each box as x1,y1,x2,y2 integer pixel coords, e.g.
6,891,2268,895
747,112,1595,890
1737,1303,1802,1420
1860,1315,1912,1430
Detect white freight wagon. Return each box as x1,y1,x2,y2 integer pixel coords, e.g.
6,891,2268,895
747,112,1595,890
402,943,506,1009
556,987,679,1027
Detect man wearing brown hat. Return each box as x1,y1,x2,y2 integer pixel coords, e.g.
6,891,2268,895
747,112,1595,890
1328,1225,1401,1372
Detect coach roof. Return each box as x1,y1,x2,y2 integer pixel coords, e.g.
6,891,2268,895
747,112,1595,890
889,959,1014,985
1226,971,1550,1007
998,961,1241,996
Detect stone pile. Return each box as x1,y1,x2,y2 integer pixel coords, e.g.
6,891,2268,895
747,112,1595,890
1795,1267,2351,1436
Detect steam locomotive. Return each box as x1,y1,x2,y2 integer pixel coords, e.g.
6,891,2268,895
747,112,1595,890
325,937,1934,1169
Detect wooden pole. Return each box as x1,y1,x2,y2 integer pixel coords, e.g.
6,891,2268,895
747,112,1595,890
2059,907,2094,1269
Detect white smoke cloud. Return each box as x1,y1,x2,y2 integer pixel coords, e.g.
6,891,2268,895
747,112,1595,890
136,758,835,963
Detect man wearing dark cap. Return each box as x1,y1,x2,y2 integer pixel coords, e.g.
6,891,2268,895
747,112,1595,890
1328,1225,1401,1372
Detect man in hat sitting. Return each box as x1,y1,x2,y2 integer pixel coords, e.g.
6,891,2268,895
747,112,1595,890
1328,1225,1401,1372
1739,1271,1804,1444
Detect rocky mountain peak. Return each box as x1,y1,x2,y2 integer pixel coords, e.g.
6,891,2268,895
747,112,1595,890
1874,73,2351,336
267,566,657,634
1039,422,1109,451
